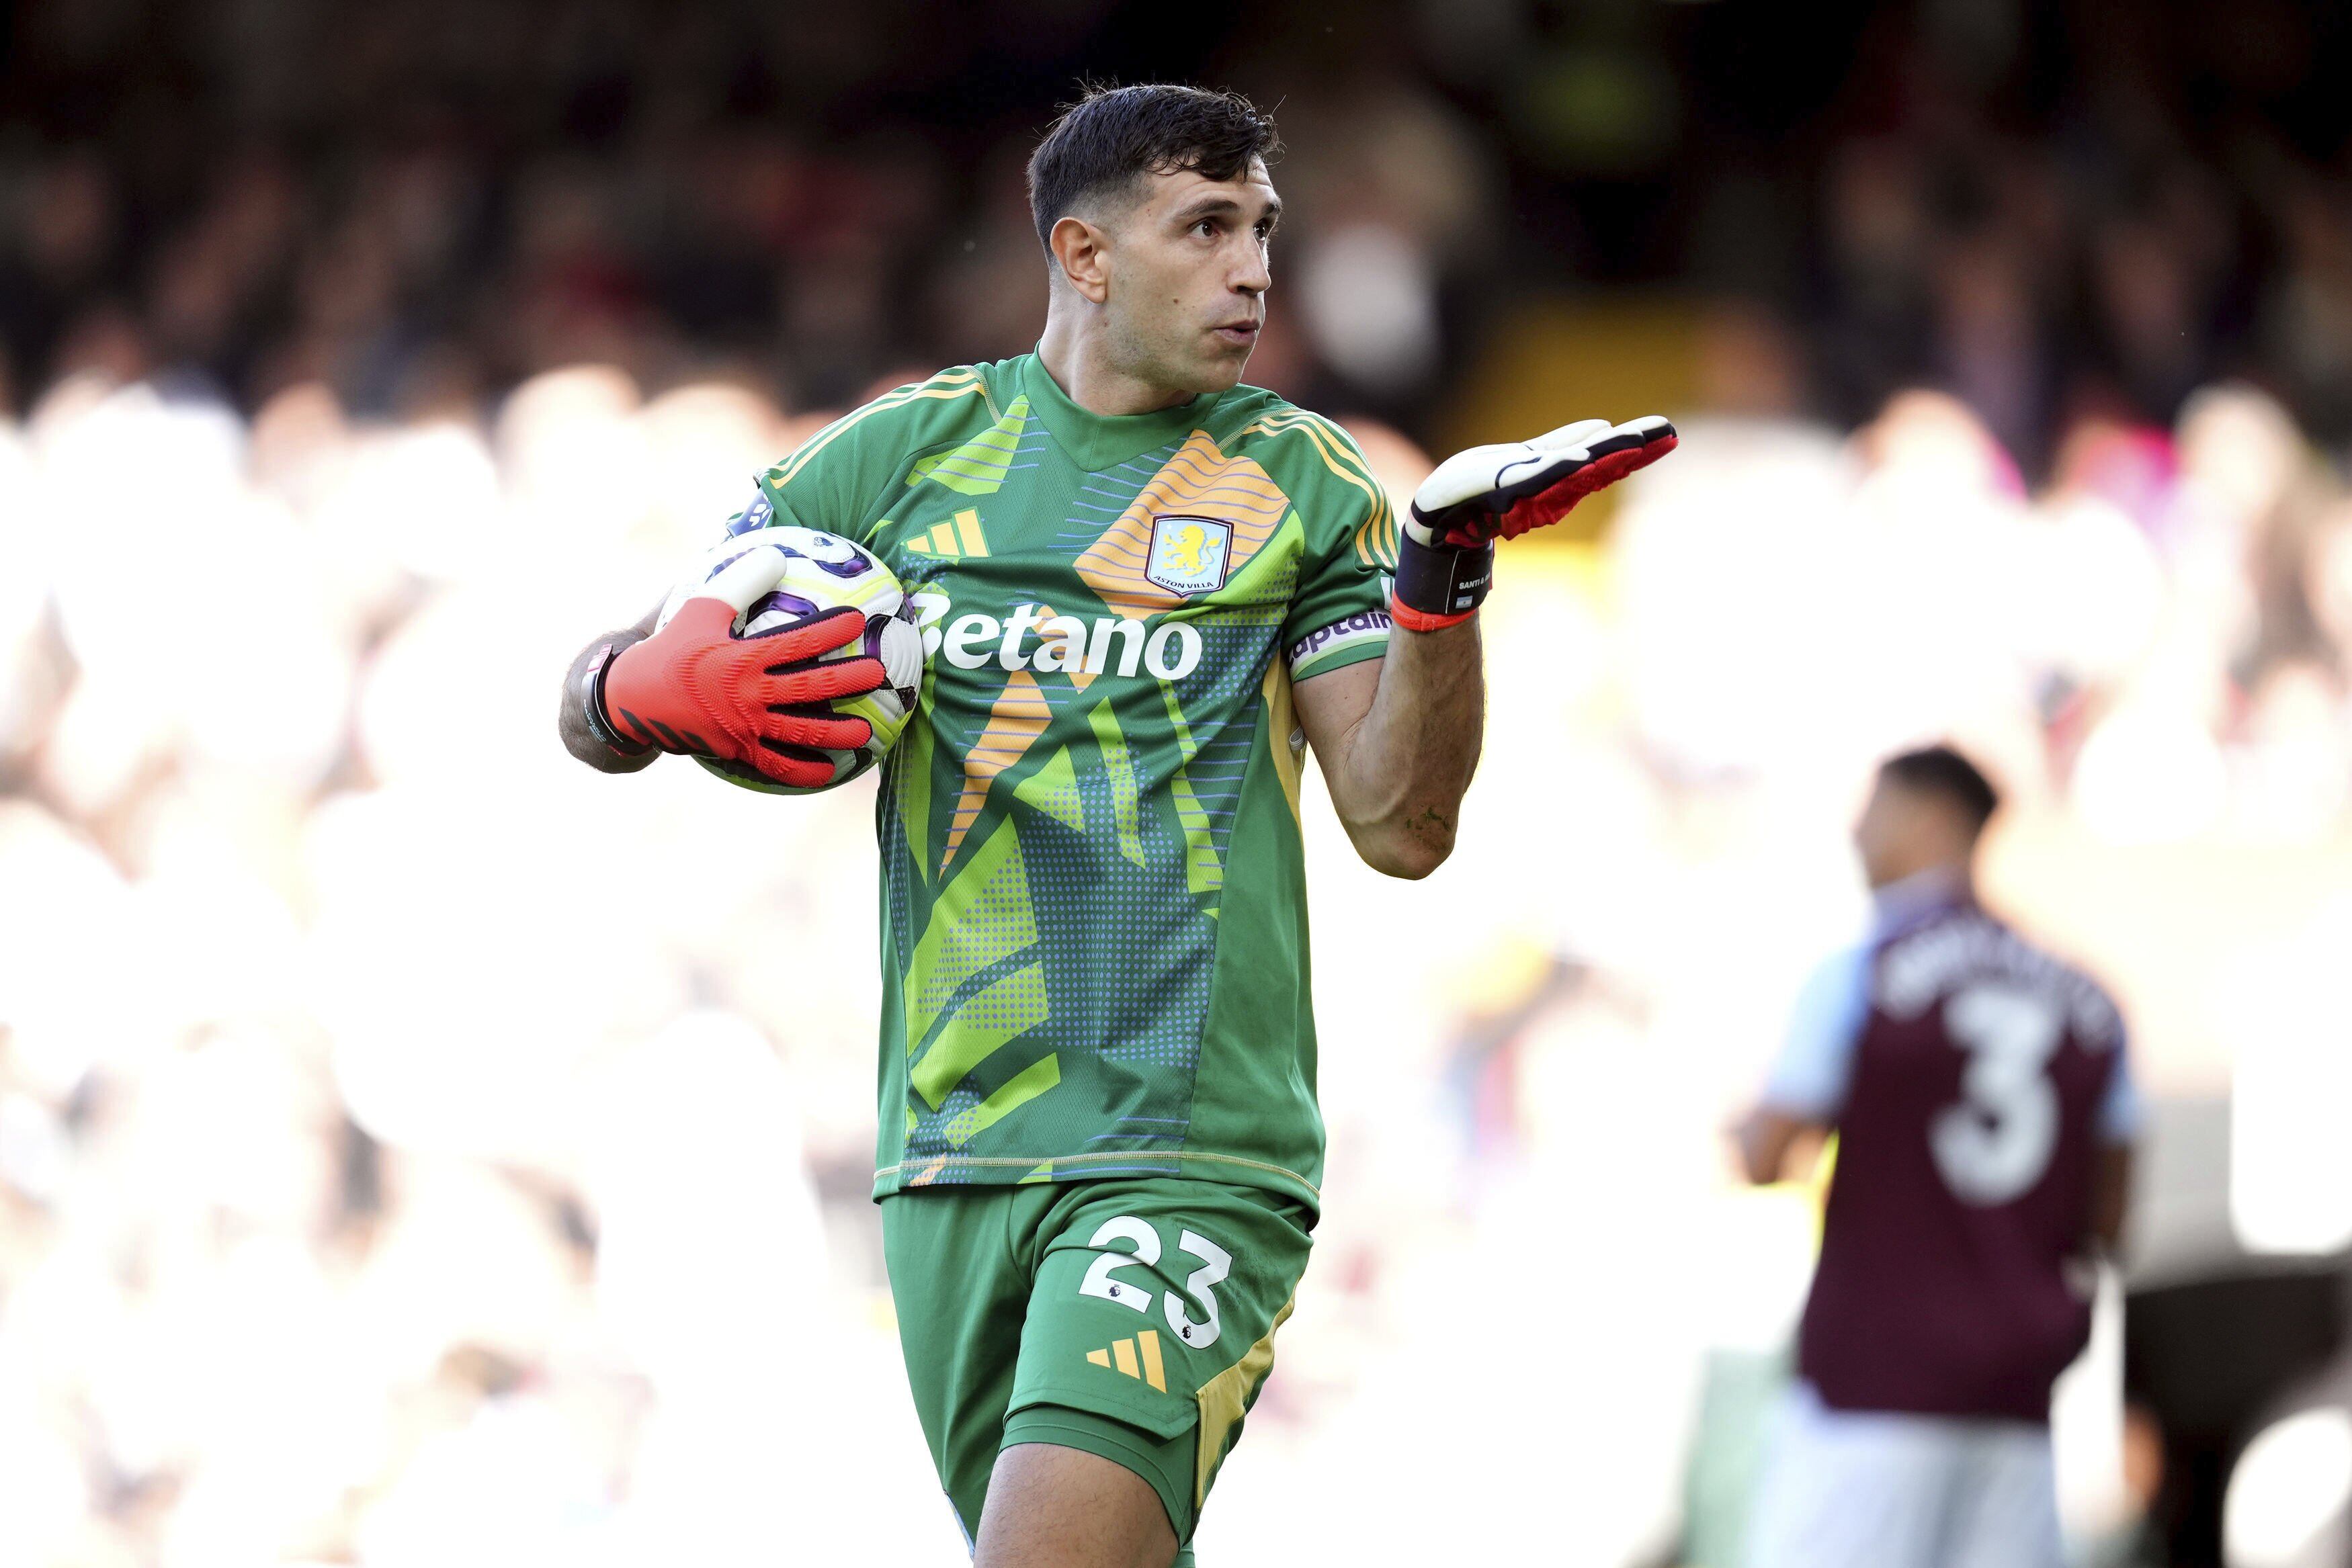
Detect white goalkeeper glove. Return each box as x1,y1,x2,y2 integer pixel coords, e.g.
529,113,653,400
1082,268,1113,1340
1391,415,1677,630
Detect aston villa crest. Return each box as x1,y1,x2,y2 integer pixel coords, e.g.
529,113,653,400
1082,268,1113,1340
1144,514,1233,596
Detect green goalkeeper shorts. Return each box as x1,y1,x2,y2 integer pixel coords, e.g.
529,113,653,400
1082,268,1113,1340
882,1174,1314,1560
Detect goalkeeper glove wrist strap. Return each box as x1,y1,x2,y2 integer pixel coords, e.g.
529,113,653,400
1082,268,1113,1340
583,640,654,757
1390,532,1495,632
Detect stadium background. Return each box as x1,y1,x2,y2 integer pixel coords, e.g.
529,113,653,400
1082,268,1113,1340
4,0,2352,1563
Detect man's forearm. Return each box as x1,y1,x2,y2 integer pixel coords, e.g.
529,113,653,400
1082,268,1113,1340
559,626,661,773
1327,620,1484,877
1320,406,1666,874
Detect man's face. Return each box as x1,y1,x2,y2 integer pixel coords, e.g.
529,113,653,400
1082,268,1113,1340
1851,778,1912,889
1097,159,1279,395
1851,775,1968,889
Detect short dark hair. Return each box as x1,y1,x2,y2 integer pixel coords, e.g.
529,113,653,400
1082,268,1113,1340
1026,83,1279,252
1880,744,2001,835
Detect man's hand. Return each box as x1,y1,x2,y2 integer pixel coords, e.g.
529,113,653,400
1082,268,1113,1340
595,544,889,789
1391,415,1677,630
1409,415,1679,548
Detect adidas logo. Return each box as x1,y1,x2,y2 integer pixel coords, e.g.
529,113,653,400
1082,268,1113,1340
901,509,990,558
1086,1328,1168,1392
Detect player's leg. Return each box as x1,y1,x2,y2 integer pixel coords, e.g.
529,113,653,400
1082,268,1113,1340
976,1441,1177,1568
1745,1382,1954,1568
882,1187,1042,1547
989,1176,1314,1567
1941,1418,2062,1568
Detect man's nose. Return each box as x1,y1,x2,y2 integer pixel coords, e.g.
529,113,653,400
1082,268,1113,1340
1233,244,1270,296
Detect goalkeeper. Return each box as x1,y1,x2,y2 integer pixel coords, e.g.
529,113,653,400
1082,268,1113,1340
559,83,1673,1568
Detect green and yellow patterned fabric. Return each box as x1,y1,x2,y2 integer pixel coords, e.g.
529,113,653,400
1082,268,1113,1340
740,352,1398,1212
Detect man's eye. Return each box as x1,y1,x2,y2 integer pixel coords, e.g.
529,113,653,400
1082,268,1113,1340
1196,218,1219,237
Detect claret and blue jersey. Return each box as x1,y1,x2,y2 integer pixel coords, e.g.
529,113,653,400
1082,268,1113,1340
737,352,1399,1213
1763,869,2142,1421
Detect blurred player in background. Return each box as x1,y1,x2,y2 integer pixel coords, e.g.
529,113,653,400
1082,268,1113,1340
559,84,1672,1567
1736,745,2140,1568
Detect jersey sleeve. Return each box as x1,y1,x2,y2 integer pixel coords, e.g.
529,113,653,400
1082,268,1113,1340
1760,945,1873,1121
2095,1047,2142,1144
736,367,999,544
1264,415,1400,683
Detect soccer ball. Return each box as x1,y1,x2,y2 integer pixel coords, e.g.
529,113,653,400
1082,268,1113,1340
655,525,925,794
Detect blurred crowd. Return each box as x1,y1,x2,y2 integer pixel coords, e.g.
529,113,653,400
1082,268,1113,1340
6,0,2352,460
0,0,1505,429
1786,123,2352,470
7,0,2352,1564
3,351,2352,1564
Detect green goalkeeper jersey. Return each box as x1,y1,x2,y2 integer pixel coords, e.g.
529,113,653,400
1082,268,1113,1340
742,351,1398,1213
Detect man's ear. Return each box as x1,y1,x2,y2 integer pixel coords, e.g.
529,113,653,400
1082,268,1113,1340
1048,214,1112,305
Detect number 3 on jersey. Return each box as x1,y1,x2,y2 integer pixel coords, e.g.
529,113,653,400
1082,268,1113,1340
1933,984,2063,1205
1078,1216,1234,1351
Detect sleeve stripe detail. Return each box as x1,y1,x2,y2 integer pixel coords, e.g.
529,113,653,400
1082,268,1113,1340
1245,410,1386,497
765,370,990,491
771,374,986,488
1241,410,1398,570
1290,639,1390,682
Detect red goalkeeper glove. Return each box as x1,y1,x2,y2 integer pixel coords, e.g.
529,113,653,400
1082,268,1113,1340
1392,415,1677,631
589,544,889,789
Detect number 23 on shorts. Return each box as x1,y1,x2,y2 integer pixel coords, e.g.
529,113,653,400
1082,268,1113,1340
1078,1215,1234,1352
